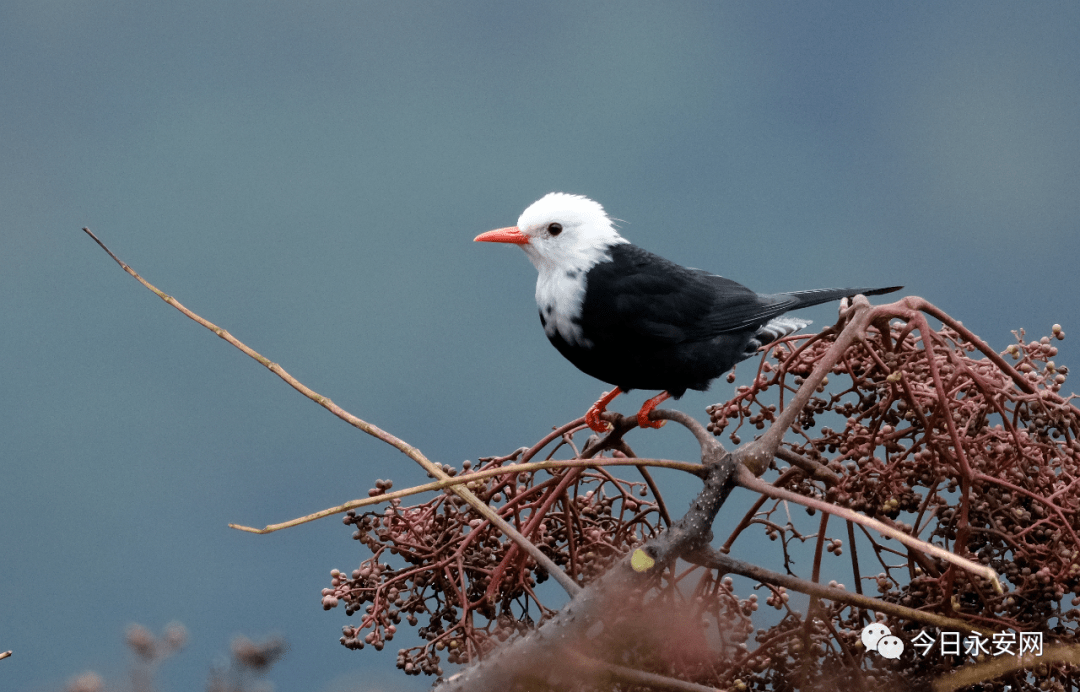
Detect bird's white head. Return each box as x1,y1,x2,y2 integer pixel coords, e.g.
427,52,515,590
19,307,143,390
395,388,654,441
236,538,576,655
474,193,628,274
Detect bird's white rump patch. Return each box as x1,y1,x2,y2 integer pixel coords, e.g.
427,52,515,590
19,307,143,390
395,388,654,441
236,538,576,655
758,316,810,342
741,316,812,358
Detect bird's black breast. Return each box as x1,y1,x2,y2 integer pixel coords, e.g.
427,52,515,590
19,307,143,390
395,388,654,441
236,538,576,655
545,243,770,397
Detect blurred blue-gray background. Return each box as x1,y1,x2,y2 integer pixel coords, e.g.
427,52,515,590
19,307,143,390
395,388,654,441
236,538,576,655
2,2,1078,690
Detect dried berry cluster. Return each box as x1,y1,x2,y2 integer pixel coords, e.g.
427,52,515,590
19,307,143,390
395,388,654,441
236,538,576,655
705,317,1079,689
324,302,1078,690
324,459,664,679
63,624,283,692
727,604,906,691
207,636,287,692
124,622,188,663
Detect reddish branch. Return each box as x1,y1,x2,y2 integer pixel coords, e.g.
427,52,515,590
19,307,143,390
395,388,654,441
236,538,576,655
86,230,1080,691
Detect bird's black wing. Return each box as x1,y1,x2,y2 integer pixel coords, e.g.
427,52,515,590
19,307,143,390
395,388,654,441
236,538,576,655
583,244,901,343
690,276,797,336
581,244,771,346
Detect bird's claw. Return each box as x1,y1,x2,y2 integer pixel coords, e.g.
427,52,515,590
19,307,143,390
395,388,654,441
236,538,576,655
635,391,671,430
585,405,613,433
636,410,665,429
585,387,622,433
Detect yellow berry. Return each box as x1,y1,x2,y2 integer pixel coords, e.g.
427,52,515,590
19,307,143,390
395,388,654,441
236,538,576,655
630,548,655,572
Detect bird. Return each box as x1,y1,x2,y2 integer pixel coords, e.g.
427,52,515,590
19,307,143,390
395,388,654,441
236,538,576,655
475,193,901,433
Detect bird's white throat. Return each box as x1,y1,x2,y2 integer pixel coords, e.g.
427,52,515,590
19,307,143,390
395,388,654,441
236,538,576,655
514,193,630,347
534,255,603,347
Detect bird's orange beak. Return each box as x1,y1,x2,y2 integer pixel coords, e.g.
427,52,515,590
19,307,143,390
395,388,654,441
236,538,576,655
474,226,530,244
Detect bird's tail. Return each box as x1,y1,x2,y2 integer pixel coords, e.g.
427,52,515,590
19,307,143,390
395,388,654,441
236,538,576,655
785,285,902,310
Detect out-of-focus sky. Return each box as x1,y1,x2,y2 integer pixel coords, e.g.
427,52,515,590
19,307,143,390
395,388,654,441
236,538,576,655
2,2,1077,690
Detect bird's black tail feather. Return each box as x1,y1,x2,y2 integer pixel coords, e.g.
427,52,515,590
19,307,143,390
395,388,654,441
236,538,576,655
785,285,903,309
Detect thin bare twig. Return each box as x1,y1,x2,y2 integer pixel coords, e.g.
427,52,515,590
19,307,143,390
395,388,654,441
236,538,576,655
520,418,587,464
653,408,721,457
774,446,841,486
932,643,1080,692
604,438,675,525
686,548,993,636
735,466,1002,593
230,456,701,533
83,228,583,596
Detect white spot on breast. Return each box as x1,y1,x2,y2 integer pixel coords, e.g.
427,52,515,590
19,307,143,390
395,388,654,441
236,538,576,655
536,269,592,347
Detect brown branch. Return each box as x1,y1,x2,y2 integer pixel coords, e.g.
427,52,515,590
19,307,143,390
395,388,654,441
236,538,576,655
609,439,674,527
774,446,842,486
685,547,994,636
83,228,583,596
229,456,702,533
719,467,801,553
918,300,1038,396
437,448,739,692
933,643,1080,691
94,231,1059,688
520,418,587,464
737,295,879,476
652,408,721,456
735,466,1002,593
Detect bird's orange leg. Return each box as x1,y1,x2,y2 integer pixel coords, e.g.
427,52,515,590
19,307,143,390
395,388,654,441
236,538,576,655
585,387,623,433
636,391,671,429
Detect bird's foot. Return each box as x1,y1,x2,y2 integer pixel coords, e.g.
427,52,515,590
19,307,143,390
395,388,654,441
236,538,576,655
635,391,671,429
585,387,622,433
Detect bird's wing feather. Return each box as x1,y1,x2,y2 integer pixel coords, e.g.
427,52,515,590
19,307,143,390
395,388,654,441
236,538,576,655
693,277,799,335
583,245,902,345
583,245,773,345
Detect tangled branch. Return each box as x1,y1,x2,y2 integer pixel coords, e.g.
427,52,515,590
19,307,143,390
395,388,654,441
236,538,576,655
86,229,1080,691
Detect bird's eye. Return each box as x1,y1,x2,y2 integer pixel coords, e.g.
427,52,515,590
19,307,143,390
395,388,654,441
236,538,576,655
547,223,563,236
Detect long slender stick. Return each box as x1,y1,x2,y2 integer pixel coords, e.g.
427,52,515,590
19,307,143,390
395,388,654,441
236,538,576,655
687,547,993,636
229,456,702,533
736,466,1002,592
82,228,582,597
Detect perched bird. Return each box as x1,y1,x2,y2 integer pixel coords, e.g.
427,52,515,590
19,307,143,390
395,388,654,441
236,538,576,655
475,193,901,433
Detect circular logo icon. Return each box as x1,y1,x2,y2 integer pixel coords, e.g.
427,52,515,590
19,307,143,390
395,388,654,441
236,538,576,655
861,623,890,650
877,635,904,659
861,623,904,658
